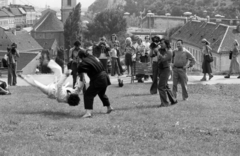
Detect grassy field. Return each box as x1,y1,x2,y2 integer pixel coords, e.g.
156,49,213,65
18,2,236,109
0,83,240,156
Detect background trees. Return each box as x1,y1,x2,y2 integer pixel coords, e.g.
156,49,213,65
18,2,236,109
64,3,82,50
84,9,127,42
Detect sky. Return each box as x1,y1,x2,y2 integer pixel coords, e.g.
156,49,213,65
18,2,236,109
10,0,96,9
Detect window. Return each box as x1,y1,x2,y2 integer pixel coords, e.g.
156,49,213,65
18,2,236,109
67,0,71,6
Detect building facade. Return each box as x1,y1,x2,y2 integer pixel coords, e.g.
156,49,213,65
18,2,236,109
0,0,7,7
31,9,64,48
171,20,240,73
0,27,43,74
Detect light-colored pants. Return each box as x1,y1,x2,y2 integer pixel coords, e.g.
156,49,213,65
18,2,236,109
172,68,188,100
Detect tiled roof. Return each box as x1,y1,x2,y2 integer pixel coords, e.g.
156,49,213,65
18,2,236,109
171,21,231,53
32,11,63,32
0,30,43,52
9,8,22,16
35,39,56,49
0,52,38,71
0,10,9,17
219,26,240,52
2,8,14,17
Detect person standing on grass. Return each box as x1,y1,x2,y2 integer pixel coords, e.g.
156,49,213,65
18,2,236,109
200,38,214,81
110,34,124,74
7,43,20,86
93,37,111,72
157,39,177,107
124,37,135,77
149,36,161,94
225,40,240,78
77,50,113,118
68,41,84,88
172,39,196,101
110,42,123,87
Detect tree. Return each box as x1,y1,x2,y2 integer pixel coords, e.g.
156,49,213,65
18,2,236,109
88,0,109,13
64,3,82,50
84,9,127,41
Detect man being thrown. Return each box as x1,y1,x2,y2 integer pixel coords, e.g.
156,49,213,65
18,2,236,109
19,51,83,106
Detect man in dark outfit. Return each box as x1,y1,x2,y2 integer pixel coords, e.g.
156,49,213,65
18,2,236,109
77,51,113,118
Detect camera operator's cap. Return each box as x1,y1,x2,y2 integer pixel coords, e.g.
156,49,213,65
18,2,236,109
73,40,81,47
151,36,161,43
11,42,17,48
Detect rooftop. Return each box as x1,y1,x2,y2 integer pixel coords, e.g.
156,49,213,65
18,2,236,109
32,11,63,32
171,20,240,53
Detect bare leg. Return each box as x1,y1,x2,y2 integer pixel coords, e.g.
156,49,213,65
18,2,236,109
19,75,49,95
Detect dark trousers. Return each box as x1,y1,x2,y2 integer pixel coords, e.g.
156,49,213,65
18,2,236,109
117,57,124,74
84,85,110,110
158,67,175,105
100,59,108,72
8,63,17,86
150,62,158,94
71,62,78,88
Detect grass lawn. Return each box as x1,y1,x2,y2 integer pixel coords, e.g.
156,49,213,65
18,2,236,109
0,83,240,156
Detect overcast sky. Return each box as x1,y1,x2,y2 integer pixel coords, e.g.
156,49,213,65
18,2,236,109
11,0,95,8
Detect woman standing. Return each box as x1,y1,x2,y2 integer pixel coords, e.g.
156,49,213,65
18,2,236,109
124,37,135,76
110,42,123,87
200,38,214,81
225,40,240,78
110,34,124,74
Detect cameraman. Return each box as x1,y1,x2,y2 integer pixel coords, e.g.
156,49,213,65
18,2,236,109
7,43,20,86
93,37,110,72
149,36,160,94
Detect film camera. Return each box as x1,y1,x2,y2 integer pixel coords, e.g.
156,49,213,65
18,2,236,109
150,36,161,57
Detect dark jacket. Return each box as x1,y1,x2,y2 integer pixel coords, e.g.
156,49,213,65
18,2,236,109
158,49,172,69
77,55,111,87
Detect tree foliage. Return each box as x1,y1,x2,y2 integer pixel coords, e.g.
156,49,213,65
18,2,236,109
64,3,82,49
87,0,240,19
84,9,127,41
88,0,109,13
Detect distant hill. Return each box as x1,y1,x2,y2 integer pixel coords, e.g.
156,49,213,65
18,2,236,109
87,0,238,18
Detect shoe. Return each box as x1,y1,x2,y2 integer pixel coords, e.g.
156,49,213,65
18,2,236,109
82,113,92,118
183,98,188,101
237,76,240,79
200,78,206,81
209,75,214,80
118,79,124,87
159,104,169,107
224,75,230,78
107,107,114,114
171,100,178,105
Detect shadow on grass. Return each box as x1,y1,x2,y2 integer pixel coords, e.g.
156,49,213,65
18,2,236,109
114,104,160,111
15,110,83,119
15,110,110,119
121,93,153,97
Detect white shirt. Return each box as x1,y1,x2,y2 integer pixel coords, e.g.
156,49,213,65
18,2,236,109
46,60,83,103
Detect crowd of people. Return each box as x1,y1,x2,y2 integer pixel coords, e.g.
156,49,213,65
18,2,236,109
1,33,240,118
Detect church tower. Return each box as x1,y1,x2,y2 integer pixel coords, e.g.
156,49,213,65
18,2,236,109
61,0,77,24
